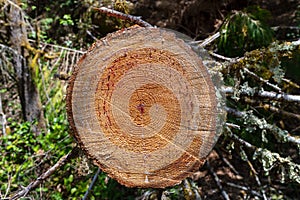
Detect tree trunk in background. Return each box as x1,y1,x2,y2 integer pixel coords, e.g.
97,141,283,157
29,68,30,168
6,1,46,133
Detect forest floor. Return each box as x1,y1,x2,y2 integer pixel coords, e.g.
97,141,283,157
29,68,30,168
194,145,300,199
1,0,299,199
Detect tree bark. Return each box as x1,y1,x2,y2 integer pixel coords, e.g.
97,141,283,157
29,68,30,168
5,1,45,133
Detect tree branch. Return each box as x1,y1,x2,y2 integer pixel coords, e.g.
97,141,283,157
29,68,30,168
27,39,86,54
225,128,300,184
225,182,262,198
222,86,300,103
215,148,240,176
225,106,300,145
244,98,300,120
243,68,282,92
11,147,79,200
93,7,153,28
189,32,220,47
199,32,220,47
239,148,267,200
206,160,230,200
224,126,256,149
82,168,101,200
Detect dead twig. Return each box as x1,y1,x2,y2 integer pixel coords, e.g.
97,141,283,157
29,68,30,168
1,173,12,199
244,98,300,120
243,68,282,92
93,7,153,28
215,148,240,176
11,147,79,200
200,32,220,47
27,39,86,55
226,127,300,184
225,106,300,145
239,147,268,200
282,78,300,89
225,182,262,198
189,32,220,47
82,168,101,200
206,160,230,200
222,86,300,103
209,51,283,93
225,122,241,129
224,125,255,149
209,50,293,93
209,51,239,62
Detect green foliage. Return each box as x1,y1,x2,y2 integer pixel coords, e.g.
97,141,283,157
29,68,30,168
39,18,54,42
36,60,66,125
59,14,74,26
218,7,274,57
0,116,72,198
244,5,272,24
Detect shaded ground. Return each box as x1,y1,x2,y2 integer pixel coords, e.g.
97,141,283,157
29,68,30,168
196,144,300,199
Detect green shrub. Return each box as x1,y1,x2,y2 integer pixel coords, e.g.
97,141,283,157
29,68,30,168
218,7,274,57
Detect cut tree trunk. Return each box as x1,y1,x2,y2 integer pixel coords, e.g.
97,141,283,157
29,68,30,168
5,1,45,133
67,26,220,188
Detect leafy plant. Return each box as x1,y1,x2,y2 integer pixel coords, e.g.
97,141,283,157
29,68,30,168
218,7,274,57
59,14,74,26
0,117,72,198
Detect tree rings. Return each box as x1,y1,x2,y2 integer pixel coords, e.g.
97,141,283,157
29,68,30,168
66,26,219,188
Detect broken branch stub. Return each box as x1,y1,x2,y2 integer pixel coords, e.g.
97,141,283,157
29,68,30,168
66,26,219,188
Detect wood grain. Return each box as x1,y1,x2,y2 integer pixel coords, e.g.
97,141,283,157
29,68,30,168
66,26,218,188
